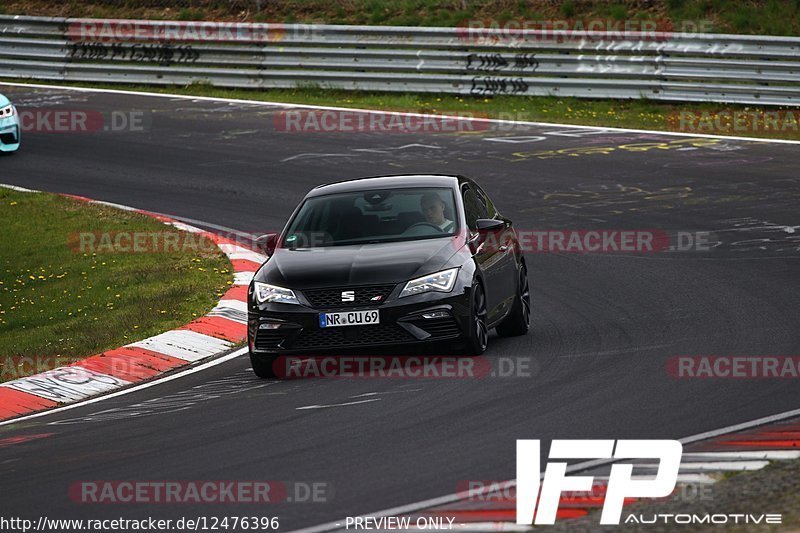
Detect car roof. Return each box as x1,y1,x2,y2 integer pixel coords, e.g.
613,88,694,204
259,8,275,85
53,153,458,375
306,174,461,197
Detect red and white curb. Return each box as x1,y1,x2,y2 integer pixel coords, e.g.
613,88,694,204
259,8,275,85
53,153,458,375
0,184,265,422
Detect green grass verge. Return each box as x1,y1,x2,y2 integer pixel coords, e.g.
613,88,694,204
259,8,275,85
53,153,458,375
0,187,232,382
7,79,799,141
3,0,800,36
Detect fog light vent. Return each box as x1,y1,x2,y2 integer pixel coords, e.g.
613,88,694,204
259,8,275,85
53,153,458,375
421,310,450,319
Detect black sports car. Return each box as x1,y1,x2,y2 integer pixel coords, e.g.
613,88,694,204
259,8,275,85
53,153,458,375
247,174,530,378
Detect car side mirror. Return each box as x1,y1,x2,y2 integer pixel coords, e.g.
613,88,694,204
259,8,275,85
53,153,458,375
469,219,505,254
255,233,279,256
475,219,505,232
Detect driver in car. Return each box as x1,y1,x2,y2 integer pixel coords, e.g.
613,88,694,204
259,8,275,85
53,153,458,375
420,192,455,232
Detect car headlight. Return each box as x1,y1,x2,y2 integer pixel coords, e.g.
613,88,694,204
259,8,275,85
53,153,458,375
399,267,459,298
0,104,16,118
253,281,299,305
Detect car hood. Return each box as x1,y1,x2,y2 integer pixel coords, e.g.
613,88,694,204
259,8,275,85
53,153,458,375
257,237,463,289
0,94,10,108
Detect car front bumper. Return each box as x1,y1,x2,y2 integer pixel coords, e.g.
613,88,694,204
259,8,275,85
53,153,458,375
248,287,472,355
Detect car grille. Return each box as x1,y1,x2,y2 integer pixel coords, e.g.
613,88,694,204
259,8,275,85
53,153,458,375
302,284,396,309
0,132,17,144
290,324,413,350
414,316,462,339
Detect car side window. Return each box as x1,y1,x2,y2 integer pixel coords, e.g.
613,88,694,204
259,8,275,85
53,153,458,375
474,185,496,218
462,187,488,231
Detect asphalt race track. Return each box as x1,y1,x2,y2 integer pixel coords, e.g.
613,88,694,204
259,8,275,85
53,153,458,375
1,84,798,530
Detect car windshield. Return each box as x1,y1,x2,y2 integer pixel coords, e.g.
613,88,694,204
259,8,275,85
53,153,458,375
282,187,459,248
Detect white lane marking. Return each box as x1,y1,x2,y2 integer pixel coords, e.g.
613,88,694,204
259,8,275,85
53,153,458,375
590,473,718,484
0,348,248,427
1,367,131,403
350,390,422,398
281,153,352,162
675,473,718,484
681,407,800,445
90,199,138,211
630,461,771,472
683,451,800,460
283,405,800,533
155,214,258,240
296,398,381,410
166,220,205,233
679,461,769,471
127,330,233,362
0,183,39,193
3,81,800,145
352,143,441,152
673,474,721,484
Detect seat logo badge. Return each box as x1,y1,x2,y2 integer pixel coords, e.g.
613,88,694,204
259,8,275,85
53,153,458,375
341,291,355,302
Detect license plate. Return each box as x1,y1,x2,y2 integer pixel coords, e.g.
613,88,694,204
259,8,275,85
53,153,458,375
319,309,380,328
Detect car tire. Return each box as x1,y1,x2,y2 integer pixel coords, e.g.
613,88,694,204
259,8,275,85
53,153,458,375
496,264,530,337
250,352,278,378
462,282,489,355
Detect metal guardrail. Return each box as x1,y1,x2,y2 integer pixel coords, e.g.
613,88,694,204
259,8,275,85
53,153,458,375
1,14,800,105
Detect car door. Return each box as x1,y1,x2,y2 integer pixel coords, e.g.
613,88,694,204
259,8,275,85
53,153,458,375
474,184,518,314
461,184,505,323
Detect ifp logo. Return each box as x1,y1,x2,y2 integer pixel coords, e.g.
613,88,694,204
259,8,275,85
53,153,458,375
516,439,682,525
